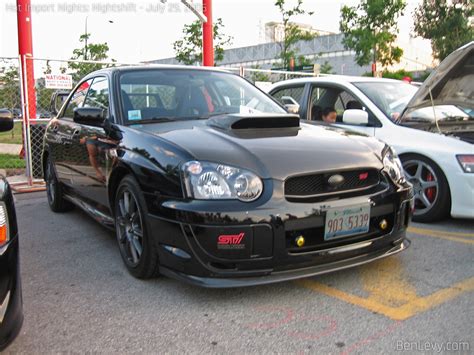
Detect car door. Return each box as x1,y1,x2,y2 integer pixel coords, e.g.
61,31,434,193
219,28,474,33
307,83,379,136
49,79,93,187
72,76,114,206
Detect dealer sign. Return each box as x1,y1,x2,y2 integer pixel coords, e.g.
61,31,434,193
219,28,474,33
45,74,73,90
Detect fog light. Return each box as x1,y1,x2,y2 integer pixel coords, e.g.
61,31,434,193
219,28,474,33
295,235,305,247
379,219,388,230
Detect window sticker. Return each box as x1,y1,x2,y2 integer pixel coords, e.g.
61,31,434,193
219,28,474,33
128,110,142,121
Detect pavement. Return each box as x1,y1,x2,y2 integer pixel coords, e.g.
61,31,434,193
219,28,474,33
6,191,474,354
0,143,22,155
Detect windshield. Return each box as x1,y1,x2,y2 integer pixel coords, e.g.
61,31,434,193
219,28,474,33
119,69,285,123
354,82,418,121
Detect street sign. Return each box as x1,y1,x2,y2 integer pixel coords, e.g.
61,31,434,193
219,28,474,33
45,74,73,90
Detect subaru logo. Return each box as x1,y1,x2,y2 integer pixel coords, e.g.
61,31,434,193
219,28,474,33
328,174,345,187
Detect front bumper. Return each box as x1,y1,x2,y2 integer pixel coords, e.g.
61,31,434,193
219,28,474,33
146,180,413,288
160,239,410,288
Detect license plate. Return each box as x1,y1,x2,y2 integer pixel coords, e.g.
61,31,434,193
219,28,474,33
324,203,371,240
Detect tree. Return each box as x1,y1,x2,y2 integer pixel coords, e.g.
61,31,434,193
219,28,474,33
173,18,233,65
0,66,21,113
319,61,334,75
413,0,473,61
68,34,115,82
274,0,316,69
339,0,406,69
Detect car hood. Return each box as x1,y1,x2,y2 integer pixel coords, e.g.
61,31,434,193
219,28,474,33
404,41,473,112
132,118,385,180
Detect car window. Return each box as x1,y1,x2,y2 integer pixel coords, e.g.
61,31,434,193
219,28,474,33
62,79,93,118
119,69,285,122
272,85,305,106
83,77,109,117
309,85,368,124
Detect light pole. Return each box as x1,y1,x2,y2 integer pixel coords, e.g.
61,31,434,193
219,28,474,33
83,16,114,60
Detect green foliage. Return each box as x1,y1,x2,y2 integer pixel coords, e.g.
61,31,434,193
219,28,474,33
319,61,334,74
0,66,21,112
339,0,406,68
0,154,25,169
0,122,22,145
249,65,271,83
274,0,316,69
68,34,115,82
173,18,233,65
413,0,473,61
381,69,412,80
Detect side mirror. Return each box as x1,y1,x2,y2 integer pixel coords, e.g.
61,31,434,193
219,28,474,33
73,107,106,127
284,104,300,114
0,109,14,133
342,109,369,125
50,90,69,116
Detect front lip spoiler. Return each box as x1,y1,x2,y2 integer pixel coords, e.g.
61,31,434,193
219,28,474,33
159,239,410,288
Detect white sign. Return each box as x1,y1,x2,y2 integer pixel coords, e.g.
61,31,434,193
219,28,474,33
45,74,73,90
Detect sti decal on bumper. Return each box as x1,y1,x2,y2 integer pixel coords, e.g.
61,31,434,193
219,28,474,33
217,233,245,250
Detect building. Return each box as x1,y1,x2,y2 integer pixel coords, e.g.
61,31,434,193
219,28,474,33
264,21,333,43
151,33,372,76
150,32,433,77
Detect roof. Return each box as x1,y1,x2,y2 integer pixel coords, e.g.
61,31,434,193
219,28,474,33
83,64,233,78
270,75,402,89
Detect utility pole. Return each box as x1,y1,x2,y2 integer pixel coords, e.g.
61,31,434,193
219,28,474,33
84,16,88,60
202,0,214,66
16,0,37,120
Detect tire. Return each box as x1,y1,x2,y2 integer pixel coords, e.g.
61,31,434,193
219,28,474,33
400,154,451,223
114,175,159,279
45,158,74,213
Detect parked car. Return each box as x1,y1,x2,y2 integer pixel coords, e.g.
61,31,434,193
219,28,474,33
42,66,412,287
0,111,23,350
269,42,473,222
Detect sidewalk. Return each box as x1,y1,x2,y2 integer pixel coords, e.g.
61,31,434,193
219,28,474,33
0,143,22,155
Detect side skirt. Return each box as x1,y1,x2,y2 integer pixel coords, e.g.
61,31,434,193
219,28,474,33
63,194,115,230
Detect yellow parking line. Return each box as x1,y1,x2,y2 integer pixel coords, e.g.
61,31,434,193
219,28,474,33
408,227,474,245
297,255,474,321
297,276,474,321
408,226,474,238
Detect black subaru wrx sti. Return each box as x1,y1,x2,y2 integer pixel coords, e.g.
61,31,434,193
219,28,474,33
42,66,413,287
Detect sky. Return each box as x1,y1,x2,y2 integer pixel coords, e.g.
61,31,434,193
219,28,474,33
1,0,426,64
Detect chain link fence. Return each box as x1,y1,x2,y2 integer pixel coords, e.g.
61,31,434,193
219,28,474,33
0,57,26,178
0,56,318,191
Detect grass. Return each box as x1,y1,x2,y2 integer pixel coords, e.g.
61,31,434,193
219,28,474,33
0,153,25,169
0,122,23,144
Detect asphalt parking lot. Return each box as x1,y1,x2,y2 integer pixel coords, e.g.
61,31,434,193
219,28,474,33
6,191,474,354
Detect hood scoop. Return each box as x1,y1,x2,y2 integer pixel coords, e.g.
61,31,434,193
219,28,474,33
207,113,300,130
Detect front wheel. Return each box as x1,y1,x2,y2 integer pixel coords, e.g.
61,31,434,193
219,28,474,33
114,175,159,279
401,154,451,223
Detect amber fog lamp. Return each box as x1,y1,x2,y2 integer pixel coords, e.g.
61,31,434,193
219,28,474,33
379,219,388,231
295,235,305,247
0,202,8,247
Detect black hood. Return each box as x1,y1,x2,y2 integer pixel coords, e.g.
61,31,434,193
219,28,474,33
132,118,385,180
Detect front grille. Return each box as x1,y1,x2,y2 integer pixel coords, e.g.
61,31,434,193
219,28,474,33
285,168,380,198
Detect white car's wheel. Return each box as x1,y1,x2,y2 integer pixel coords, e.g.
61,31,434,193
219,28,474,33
401,154,451,223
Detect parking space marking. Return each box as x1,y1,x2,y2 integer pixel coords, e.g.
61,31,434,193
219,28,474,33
408,227,474,245
297,256,474,321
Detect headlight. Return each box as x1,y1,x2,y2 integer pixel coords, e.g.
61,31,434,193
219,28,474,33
0,202,8,248
182,161,263,202
383,147,404,184
457,155,474,173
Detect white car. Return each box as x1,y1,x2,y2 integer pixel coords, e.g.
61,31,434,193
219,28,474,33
268,42,473,222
